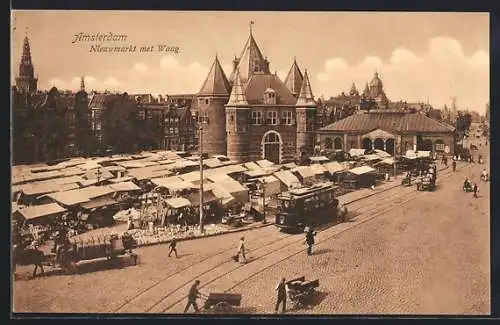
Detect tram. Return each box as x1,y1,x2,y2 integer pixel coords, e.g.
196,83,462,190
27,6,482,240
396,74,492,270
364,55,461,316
275,182,338,233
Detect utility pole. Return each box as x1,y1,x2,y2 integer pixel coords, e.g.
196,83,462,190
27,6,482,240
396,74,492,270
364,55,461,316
394,138,397,178
96,167,102,185
261,179,267,224
199,125,204,233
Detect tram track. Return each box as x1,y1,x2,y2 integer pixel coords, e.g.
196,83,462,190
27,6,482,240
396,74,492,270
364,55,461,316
159,165,463,313
112,164,462,313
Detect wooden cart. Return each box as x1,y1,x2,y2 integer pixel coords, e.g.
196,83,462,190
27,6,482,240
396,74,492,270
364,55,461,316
203,293,242,312
286,276,320,309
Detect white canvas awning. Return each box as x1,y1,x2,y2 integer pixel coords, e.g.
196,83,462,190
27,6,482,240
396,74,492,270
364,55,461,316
109,181,141,192
309,156,330,163
349,149,366,157
361,154,382,162
273,171,301,188
374,149,392,158
255,159,275,168
165,197,192,209
348,166,376,175
17,203,67,220
292,166,315,179
243,162,261,170
309,164,328,175
324,161,345,175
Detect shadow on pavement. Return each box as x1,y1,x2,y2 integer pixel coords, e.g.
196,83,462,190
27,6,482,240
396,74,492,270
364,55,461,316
312,248,332,256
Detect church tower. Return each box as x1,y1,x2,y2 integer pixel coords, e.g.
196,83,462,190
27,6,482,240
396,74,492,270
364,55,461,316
225,69,250,162
16,30,38,95
197,55,231,155
295,69,316,159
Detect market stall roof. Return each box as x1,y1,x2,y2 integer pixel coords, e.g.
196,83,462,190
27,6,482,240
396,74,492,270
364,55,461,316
309,164,328,175
309,156,330,163
108,176,135,183
30,165,62,173
186,155,200,161
273,170,301,188
349,148,366,157
405,150,431,159
361,154,382,162
206,172,232,182
203,158,223,168
165,159,199,170
348,166,376,175
204,183,234,205
257,175,280,184
61,166,87,177
17,203,67,220
117,160,148,169
165,197,192,209
151,176,183,187
157,159,176,165
109,181,141,192
44,190,90,206
185,190,220,206
324,161,345,174
80,196,118,210
292,166,315,179
282,162,299,170
373,149,392,158
78,185,115,199
214,179,247,194
14,170,65,184
84,169,114,181
153,178,197,191
76,161,102,171
179,171,206,182
243,162,261,170
22,182,80,196
244,169,268,178
209,164,247,175
128,167,173,181
102,165,127,173
376,157,396,165
55,175,85,185
255,159,275,168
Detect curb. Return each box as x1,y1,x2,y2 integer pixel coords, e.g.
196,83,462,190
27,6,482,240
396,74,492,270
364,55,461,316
133,164,457,248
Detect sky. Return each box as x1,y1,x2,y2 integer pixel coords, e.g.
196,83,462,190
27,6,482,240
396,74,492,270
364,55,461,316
11,11,489,113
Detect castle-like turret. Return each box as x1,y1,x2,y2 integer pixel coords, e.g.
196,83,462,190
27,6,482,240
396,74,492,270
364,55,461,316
16,29,38,94
295,69,316,159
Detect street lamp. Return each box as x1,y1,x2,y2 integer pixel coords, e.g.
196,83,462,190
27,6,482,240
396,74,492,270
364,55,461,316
261,179,267,224
198,125,204,233
96,167,102,185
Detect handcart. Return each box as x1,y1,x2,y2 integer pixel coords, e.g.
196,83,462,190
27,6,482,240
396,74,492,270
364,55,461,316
202,292,242,313
286,276,320,309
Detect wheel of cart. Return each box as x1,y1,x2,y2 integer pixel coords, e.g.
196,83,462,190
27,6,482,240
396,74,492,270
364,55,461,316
202,293,241,313
286,276,320,310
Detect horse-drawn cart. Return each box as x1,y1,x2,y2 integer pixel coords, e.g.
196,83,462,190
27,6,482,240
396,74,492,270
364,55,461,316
286,276,320,309
55,234,138,274
202,293,242,313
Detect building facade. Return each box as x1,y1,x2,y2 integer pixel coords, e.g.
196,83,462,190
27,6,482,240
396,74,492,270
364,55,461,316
317,110,456,156
196,27,317,164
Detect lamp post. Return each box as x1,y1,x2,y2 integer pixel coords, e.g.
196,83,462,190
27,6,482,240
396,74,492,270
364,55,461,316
96,167,102,185
261,179,267,224
198,125,204,233
394,137,397,178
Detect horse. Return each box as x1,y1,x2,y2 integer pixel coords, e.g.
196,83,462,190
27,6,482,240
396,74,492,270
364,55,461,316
12,244,47,278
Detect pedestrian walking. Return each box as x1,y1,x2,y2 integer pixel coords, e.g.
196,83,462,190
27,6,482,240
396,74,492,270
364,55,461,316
234,236,247,263
473,183,479,198
274,278,288,313
452,160,457,172
184,280,202,313
305,228,317,256
168,237,178,258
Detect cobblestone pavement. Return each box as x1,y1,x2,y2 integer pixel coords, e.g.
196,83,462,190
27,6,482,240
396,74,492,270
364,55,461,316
13,155,489,315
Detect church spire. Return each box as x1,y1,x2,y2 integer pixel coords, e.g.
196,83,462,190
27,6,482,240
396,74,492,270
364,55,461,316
284,58,304,97
296,69,315,106
198,55,231,97
16,28,38,94
80,76,86,92
227,69,248,106
363,82,370,97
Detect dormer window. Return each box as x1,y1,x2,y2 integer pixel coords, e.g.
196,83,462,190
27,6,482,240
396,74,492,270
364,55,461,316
254,60,260,72
264,88,276,105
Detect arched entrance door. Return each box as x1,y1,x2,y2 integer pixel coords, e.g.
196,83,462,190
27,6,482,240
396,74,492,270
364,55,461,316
374,138,385,150
262,131,281,164
385,138,395,155
422,139,433,151
334,137,343,149
362,138,372,150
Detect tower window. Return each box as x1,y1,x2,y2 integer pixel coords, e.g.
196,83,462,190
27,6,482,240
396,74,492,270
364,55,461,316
266,111,278,125
282,111,293,125
251,111,263,125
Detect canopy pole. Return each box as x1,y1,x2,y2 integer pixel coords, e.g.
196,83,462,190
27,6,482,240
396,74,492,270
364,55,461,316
199,126,204,233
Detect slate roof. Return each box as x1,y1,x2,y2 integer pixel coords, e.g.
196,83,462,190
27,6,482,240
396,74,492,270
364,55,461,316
198,56,231,97
244,74,296,105
284,58,304,96
319,111,456,134
234,33,270,84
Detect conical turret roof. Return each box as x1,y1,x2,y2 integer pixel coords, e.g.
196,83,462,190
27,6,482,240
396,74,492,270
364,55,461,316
198,55,231,97
296,70,315,107
234,32,270,83
227,69,248,106
363,82,370,96
284,58,304,96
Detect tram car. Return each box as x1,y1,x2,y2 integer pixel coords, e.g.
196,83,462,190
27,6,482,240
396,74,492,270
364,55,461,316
275,182,338,233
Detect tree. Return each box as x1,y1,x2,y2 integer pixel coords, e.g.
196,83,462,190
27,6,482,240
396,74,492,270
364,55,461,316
101,93,139,154
456,111,472,132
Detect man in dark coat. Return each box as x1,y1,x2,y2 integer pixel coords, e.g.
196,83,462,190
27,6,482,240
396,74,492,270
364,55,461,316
452,160,457,172
168,238,178,258
184,280,201,313
275,278,288,313
305,228,317,256
473,183,479,198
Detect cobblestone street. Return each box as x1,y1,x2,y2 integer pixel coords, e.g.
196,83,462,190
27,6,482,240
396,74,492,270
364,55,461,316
13,154,489,315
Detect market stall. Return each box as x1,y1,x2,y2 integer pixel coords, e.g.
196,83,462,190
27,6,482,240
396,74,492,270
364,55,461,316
273,170,302,191
291,166,316,185
343,165,377,189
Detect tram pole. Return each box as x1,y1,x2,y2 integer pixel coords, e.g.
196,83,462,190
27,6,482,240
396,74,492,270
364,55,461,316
261,179,267,224
199,126,204,233
394,137,397,178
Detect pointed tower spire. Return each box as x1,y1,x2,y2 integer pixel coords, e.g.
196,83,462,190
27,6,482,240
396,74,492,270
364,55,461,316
349,82,359,96
296,69,315,106
363,82,370,96
80,76,86,92
16,28,38,94
227,70,248,105
284,58,304,97
198,55,231,96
